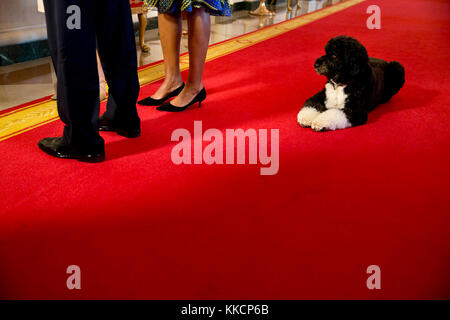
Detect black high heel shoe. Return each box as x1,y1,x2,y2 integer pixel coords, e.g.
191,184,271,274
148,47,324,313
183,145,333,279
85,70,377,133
138,83,185,106
156,88,206,112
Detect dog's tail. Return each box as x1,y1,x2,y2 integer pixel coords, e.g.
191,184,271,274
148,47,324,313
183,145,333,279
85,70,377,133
382,61,405,103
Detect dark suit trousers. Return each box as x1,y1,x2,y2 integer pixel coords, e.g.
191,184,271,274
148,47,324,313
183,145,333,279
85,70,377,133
43,0,140,152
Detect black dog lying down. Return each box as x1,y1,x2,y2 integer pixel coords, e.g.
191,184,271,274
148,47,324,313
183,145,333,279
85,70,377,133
297,35,405,131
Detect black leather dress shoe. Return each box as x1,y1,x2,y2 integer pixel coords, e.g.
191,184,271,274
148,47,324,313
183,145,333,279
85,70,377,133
38,137,105,163
98,116,141,138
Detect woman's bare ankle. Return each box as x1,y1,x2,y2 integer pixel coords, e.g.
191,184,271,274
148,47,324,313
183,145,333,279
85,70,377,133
152,77,183,99
185,82,204,94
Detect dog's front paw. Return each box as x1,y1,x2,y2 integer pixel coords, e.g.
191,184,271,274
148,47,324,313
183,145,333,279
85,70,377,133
297,107,320,128
311,109,351,131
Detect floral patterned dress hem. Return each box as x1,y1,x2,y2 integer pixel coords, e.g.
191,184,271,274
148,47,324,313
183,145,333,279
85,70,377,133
145,0,232,17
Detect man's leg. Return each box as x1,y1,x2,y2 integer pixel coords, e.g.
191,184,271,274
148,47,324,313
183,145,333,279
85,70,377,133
95,0,141,137
42,0,104,155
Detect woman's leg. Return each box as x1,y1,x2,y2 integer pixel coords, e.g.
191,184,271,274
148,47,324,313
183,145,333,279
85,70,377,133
50,60,58,100
151,13,184,99
97,51,107,101
138,12,150,53
171,7,210,107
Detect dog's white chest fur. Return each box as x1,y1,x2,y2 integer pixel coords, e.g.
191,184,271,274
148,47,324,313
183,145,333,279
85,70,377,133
325,82,347,109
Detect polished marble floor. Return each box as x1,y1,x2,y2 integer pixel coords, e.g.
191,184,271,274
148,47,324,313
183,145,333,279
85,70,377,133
0,0,343,111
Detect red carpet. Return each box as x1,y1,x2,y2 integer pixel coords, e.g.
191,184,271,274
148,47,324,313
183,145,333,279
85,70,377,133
1,0,449,299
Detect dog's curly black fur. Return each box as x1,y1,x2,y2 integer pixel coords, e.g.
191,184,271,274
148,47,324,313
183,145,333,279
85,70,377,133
297,36,405,131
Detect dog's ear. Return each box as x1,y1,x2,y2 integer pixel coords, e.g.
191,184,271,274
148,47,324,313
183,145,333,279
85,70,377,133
346,38,369,78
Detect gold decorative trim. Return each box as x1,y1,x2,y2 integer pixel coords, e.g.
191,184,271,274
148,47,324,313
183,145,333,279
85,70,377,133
0,101,58,142
0,0,365,142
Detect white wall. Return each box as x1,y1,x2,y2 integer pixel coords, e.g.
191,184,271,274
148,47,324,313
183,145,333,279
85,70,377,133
0,0,46,46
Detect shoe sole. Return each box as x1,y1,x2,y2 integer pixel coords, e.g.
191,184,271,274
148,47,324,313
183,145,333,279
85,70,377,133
38,144,105,163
